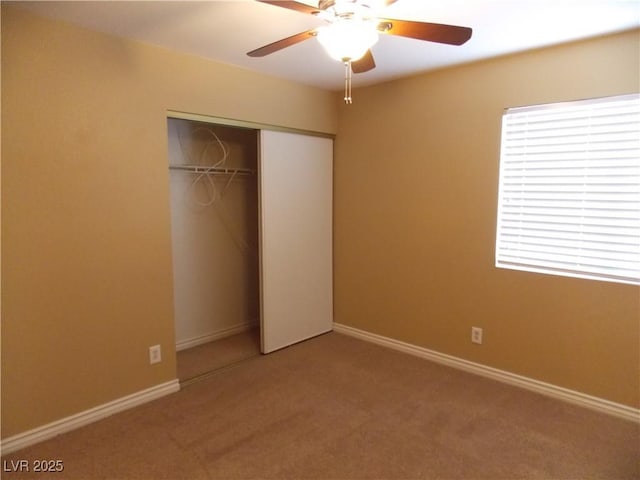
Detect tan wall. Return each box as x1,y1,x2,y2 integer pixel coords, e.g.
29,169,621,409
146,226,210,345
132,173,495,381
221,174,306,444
1,5,337,438
334,29,640,409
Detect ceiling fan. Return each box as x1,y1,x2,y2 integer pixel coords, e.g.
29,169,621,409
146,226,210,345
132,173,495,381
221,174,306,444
247,0,472,103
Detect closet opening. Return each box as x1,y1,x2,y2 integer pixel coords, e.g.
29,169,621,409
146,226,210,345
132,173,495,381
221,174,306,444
167,117,260,384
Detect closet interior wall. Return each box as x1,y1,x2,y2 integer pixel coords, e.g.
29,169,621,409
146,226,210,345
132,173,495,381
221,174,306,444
167,118,259,352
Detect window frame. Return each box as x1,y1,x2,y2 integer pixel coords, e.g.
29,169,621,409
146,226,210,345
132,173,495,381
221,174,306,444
495,93,640,286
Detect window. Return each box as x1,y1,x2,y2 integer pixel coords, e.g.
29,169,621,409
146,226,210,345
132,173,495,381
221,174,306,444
496,93,640,285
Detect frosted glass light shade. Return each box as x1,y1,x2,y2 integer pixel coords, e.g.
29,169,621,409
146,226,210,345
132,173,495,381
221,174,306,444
317,21,379,62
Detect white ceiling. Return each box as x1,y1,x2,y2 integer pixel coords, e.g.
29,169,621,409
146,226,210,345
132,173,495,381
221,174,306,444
15,0,640,91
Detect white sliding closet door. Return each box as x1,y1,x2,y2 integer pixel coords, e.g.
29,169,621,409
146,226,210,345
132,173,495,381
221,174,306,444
259,130,333,353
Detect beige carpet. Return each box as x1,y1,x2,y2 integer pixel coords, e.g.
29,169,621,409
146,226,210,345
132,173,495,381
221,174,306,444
2,332,638,479
177,329,261,383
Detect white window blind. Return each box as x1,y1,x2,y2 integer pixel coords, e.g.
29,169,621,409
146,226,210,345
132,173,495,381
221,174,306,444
496,93,640,285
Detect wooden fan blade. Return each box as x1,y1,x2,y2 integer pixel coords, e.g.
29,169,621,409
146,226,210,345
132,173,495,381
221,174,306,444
351,50,376,73
255,1,320,15
378,18,472,45
247,29,317,57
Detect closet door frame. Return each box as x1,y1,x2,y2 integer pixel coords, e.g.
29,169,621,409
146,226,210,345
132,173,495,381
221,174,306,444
167,111,331,140
166,111,334,355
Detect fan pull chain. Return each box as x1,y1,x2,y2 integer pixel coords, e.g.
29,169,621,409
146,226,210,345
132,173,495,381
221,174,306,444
344,60,353,104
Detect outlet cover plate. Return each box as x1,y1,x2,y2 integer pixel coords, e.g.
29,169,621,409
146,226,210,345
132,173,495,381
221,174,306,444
149,344,162,364
471,327,483,345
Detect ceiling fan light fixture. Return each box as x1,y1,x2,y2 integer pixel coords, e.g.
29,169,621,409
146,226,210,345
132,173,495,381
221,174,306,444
316,20,379,62
249,0,473,104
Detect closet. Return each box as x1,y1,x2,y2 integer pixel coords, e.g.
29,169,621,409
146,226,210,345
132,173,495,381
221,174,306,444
167,113,333,382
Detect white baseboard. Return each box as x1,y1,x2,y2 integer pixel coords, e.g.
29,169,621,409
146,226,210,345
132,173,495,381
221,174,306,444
333,323,640,423
176,321,258,352
1,379,180,455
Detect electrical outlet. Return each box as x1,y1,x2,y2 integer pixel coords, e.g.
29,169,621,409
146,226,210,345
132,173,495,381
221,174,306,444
471,327,483,345
149,344,162,365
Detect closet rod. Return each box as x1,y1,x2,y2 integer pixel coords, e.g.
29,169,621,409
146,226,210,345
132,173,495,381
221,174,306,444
169,165,254,175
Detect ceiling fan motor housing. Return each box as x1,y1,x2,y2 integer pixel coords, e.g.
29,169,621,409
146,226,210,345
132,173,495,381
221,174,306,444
318,0,341,10
318,0,376,20
319,0,384,10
